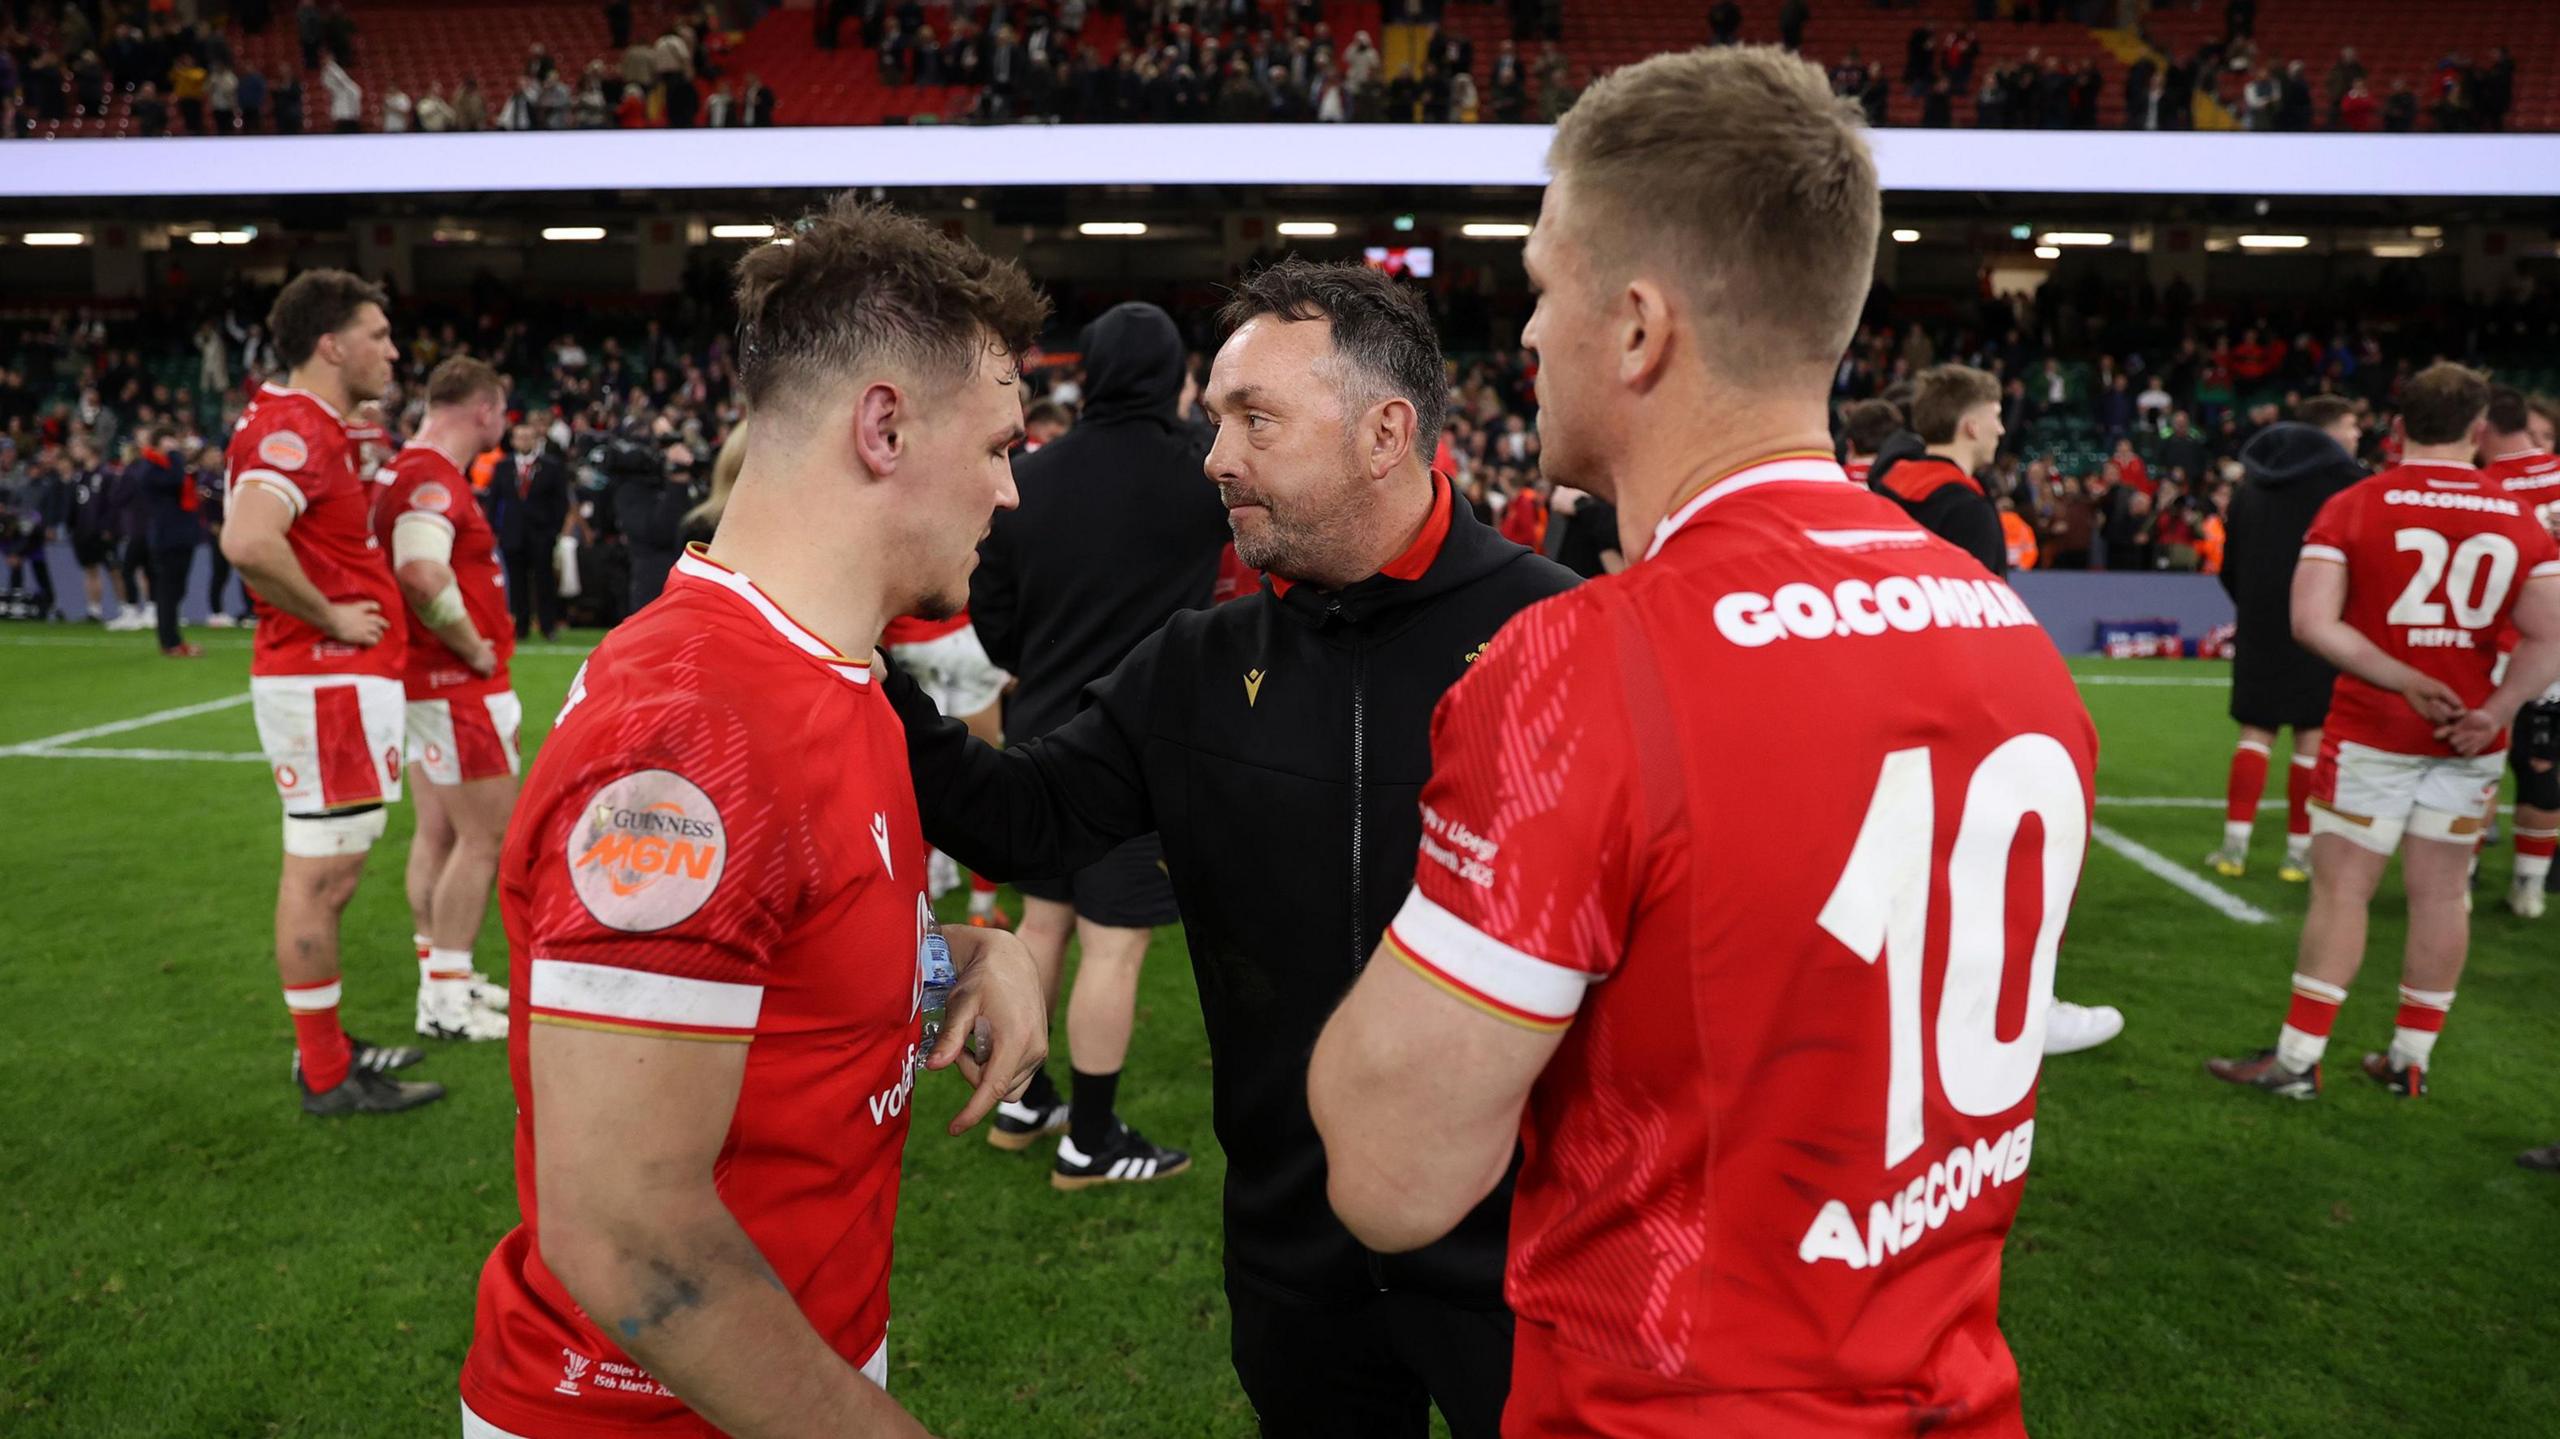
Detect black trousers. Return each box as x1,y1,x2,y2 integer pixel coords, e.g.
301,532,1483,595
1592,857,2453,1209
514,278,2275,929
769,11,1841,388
1227,1279,1513,1439
206,543,239,617
149,544,194,649
118,536,149,605
504,545,561,639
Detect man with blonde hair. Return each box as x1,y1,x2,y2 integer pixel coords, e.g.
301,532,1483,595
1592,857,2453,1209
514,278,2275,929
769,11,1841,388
1312,45,2099,1434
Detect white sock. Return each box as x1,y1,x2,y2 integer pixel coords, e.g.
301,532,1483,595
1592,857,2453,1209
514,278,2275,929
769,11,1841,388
423,947,474,987
2286,832,2310,860
2388,1026,2441,1072
2276,1024,2329,1073
968,886,995,916
2517,846,2554,884
2223,819,2254,849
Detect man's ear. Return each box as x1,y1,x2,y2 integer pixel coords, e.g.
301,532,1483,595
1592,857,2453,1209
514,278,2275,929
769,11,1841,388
1368,395,1419,480
855,381,904,477
1617,277,1675,394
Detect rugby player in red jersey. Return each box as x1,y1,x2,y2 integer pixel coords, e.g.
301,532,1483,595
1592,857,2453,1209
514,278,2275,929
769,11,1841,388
459,200,1052,1437
219,269,440,1116
1312,47,2098,1436
371,356,517,1041
2210,364,2560,1100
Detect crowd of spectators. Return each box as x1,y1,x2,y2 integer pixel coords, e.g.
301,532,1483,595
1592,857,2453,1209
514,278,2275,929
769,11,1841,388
4,0,2533,136
0,0,778,137
7,254,2558,624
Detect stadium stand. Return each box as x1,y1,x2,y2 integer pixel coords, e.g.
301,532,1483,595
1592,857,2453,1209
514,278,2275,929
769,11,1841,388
1,0,2546,135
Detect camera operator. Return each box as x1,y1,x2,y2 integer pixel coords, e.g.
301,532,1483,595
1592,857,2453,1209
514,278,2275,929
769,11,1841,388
604,434,703,613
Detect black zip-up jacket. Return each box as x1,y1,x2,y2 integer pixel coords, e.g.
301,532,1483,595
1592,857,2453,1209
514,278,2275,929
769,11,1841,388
1872,447,2006,577
887,491,1578,1309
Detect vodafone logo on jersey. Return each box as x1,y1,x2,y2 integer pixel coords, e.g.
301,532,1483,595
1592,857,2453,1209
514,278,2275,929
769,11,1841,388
566,769,727,932
258,430,309,470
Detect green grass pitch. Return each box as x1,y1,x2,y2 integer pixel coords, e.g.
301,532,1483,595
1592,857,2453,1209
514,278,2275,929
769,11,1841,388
4,632,2556,1436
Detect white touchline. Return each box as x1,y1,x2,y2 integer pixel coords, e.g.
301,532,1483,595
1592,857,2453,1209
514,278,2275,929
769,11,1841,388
0,746,267,763
2097,796,2276,809
2089,823,2274,925
2074,675,2230,687
0,692,253,753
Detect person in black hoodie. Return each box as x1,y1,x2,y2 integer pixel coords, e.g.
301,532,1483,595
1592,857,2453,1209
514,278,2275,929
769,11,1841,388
1871,362,2005,576
2206,395,2364,881
965,300,1230,1186
885,260,1575,1437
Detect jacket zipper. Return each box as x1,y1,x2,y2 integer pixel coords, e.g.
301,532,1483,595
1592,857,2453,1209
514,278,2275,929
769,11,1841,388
1348,637,1368,977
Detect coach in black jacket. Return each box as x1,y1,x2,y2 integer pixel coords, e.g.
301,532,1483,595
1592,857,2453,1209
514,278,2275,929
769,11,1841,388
485,423,572,639
886,262,1576,1437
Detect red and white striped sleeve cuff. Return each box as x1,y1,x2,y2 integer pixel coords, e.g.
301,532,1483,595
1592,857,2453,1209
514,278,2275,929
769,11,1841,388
527,958,763,1042
234,468,309,517
1382,890,1596,1033
2299,543,2348,565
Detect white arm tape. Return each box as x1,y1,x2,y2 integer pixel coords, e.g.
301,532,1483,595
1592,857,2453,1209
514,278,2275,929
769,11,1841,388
419,582,468,630
391,509,457,565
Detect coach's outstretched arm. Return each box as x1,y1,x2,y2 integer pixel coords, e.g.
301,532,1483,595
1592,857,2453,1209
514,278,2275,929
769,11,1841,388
882,625,1165,883
534,1024,935,1437
218,485,389,646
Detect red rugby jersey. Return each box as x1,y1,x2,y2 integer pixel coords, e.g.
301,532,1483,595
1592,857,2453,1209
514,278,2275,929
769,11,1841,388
1391,454,2097,1437
225,383,405,679
371,443,513,698
462,547,930,1436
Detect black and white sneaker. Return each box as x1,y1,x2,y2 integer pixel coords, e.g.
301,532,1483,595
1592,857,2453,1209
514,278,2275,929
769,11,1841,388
291,1033,426,1086
300,1066,446,1117
986,1098,1069,1152
1051,1122,1191,1191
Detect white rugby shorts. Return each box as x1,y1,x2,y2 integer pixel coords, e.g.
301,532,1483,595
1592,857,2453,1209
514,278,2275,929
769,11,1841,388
890,624,1008,719
2310,738,2505,854
250,673,405,814
405,690,524,786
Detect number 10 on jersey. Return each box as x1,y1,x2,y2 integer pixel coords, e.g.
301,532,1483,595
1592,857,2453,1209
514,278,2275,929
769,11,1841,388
1817,736,2090,1169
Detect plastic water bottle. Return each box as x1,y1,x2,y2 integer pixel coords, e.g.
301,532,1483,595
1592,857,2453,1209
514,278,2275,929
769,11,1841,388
917,920,956,1058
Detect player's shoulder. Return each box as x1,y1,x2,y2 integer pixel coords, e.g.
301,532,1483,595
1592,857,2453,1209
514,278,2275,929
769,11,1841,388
381,447,465,511
231,388,346,471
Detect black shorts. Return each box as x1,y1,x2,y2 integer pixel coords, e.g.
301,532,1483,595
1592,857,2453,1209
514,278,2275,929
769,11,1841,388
71,531,112,568
2514,701,2560,807
1014,833,1179,928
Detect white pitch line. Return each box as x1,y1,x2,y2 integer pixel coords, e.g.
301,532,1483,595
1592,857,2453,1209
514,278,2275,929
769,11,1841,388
2074,675,2229,687
0,745,267,763
2098,796,2274,810
0,692,252,753
2090,822,2274,924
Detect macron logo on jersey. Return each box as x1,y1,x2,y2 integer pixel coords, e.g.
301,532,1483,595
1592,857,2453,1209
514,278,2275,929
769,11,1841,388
1714,573,2038,650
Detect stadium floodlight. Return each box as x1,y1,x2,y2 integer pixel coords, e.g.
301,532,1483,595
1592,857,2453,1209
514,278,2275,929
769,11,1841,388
2033,245,2062,259
1459,222,1532,239
188,231,225,246
2409,224,2445,238
21,231,86,245
1891,228,1921,243
2370,242,2433,259
541,226,608,241
189,229,253,245
1078,221,1149,236
2237,233,2310,249
2038,232,2114,247
711,223,777,240
1277,221,1339,237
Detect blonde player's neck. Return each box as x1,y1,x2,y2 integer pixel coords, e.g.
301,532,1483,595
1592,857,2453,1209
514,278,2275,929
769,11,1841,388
1611,386,1834,563
283,362,354,420
704,463,892,665
410,413,483,475
2402,440,2480,466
